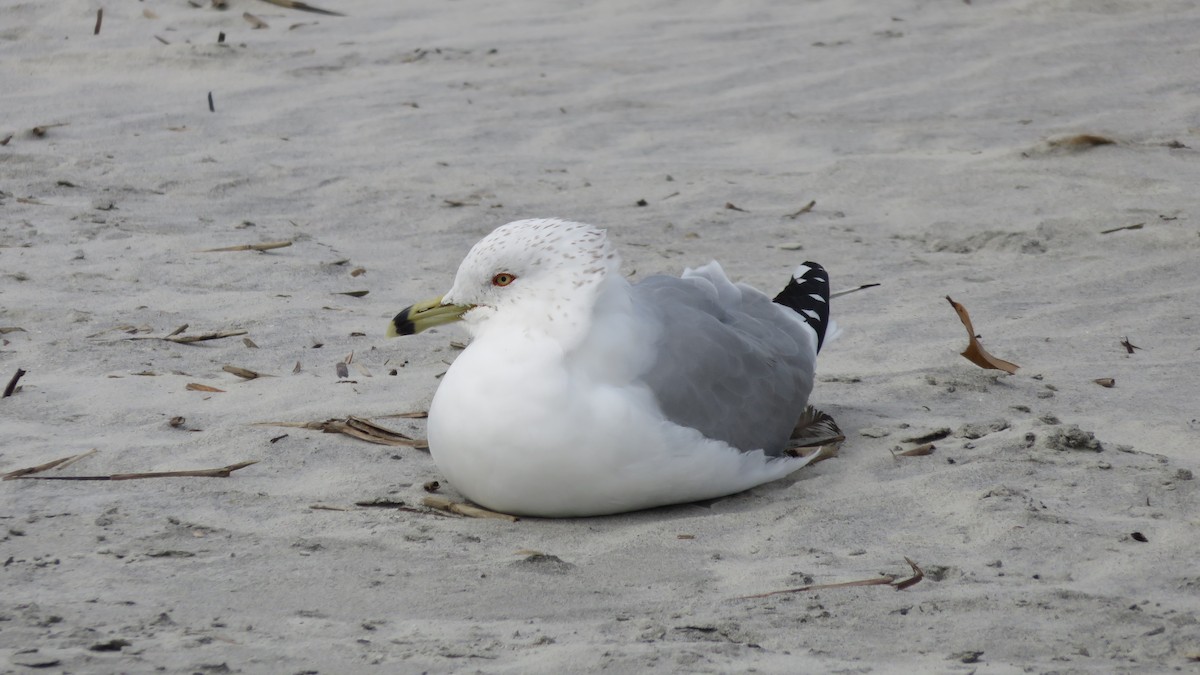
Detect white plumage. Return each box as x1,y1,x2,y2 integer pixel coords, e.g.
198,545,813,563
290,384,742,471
391,218,832,517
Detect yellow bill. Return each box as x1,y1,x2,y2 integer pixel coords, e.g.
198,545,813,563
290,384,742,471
388,296,473,336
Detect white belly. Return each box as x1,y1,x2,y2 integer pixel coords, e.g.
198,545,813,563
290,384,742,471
426,337,812,517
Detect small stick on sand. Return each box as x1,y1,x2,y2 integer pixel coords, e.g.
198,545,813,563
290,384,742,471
258,0,346,16
785,200,816,219
255,416,428,448
377,410,429,419
830,283,881,299
128,329,248,344
1100,223,1144,234
735,557,924,599
223,365,268,379
94,8,103,35
164,329,247,344
12,460,258,481
422,495,519,521
199,241,292,253
895,443,936,457
3,449,97,480
3,368,26,397
208,91,215,112
243,12,269,28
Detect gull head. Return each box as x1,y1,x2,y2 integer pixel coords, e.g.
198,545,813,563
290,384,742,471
390,219,619,344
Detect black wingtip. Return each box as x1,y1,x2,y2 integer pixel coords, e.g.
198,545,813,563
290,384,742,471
772,262,831,352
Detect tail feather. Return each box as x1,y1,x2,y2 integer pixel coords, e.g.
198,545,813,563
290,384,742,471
772,262,831,352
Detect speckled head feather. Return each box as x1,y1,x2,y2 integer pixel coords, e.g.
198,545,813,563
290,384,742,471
442,219,620,346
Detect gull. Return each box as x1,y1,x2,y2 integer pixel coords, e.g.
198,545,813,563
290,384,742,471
389,218,833,517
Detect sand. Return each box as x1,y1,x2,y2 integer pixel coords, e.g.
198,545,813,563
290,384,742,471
2,0,1198,672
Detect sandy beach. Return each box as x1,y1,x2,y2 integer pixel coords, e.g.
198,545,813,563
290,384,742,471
3,0,1199,672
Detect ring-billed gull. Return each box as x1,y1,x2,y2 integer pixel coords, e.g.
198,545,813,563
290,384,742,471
388,218,833,517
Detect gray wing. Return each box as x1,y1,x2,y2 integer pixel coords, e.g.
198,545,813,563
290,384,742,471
629,264,819,456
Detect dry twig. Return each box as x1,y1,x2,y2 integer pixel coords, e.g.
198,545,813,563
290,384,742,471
736,557,923,599
785,200,816,219
422,495,519,521
3,368,26,397
6,456,256,481
259,0,346,16
128,329,248,344
3,449,96,480
256,416,428,448
199,241,292,252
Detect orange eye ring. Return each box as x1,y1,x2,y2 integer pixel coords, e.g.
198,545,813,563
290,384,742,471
492,272,517,287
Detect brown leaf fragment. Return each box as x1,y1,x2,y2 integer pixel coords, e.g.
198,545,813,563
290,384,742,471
243,11,269,28
186,383,225,393
1100,222,1144,234
222,365,264,380
1048,134,1115,149
350,267,366,277
1120,336,1141,354
198,241,292,252
309,504,350,511
335,362,349,379
785,200,816,219
243,337,259,348
293,361,302,374
258,0,346,16
355,498,407,508
896,443,936,457
724,202,747,212
3,368,26,397
31,123,68,137
902,428,951,444
422,495,519,521
169,416,186,428
0,134,12,145
1094,378,1115,388
0,327,28,334
946,296,1019,374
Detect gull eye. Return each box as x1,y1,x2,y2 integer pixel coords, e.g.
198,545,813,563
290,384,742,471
491,272,516,287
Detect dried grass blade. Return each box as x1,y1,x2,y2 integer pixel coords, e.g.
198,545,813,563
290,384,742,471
199,241,292,252
3,449,95,480
186,383,225,393
896,443,936,457
377,411,428,419
422,495,519,521
258,0,345,16
223,365,264,379
736,557,924,599
892,557,925,590
12,460,257,481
